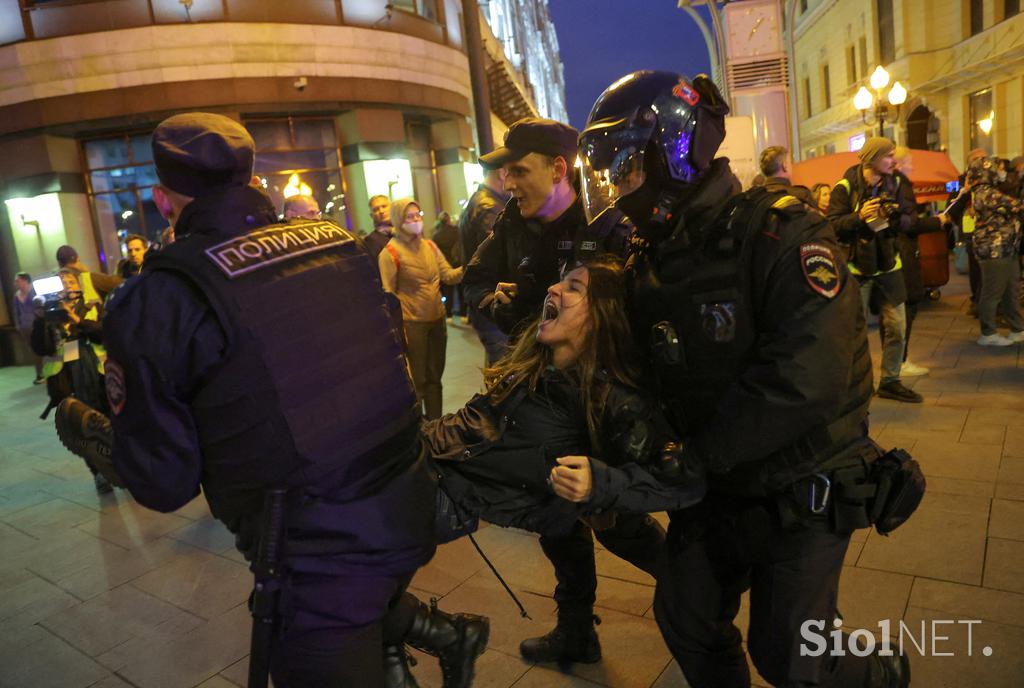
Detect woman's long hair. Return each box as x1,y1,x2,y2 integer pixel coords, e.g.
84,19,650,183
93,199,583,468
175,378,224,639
483,254,642,450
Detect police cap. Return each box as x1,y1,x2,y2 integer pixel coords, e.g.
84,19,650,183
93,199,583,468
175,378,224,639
152,113,255,199
480,117,578,168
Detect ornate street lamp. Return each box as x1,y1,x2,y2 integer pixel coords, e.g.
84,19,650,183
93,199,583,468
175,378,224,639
854,66,907,137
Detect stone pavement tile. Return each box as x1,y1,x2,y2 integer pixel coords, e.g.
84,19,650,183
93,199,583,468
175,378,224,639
909,577,1024,629
55,535,198,601
0,521,43,562
967,406,1024,426
214,658,247,686
989,499,1024,541
995,481,1024,501
511,665,606,686
1003,426,1024,459
983,538,1024,594
90,676,143,688
0,473,79,519
857,492,989,584
935,391,1024,412
195,677,242,688
836,566,914,632
116,603,250,688
40,583,202,657
130,546,251,620
922,476,995,499
2,497,99,538
864,404,969,432
77,498,191,549
407,648,530,688
0,627,111,688
909,368,982,394
959,422,1006,446
911,435,1001,482
594,548,655,586
96,610,205,673
594,575,655,617
844,539,865,566
0,571,80,628
977,366,1024,392
173,493,214,521
412,533,488,597
900,606,1024,688
996,454,1024,483
165,516,237,556
435,571,558,658
20,529,127,584
469,532,557,598
39,467,123,512
650,659,773,688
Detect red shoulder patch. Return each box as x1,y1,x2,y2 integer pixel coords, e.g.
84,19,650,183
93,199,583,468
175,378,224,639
800,243,840,299
672,79,700,106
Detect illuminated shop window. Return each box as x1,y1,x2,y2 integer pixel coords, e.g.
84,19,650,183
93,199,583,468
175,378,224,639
969,88,994,154
245,116,348,228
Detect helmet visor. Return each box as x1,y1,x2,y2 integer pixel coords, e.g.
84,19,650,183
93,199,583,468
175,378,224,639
579,122,654,224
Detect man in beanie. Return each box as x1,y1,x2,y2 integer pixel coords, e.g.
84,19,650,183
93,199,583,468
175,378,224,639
53,112,488,687
462,116,633,336
827,136,922,402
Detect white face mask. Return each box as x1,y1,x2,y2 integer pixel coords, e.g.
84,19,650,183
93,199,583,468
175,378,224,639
998,170,1007,182
403,221,424,236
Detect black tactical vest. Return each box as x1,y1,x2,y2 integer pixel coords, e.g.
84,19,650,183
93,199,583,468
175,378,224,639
631,188,871,494
144,218,421,521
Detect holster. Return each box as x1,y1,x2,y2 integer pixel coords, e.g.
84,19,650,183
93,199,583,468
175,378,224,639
248,489,288,688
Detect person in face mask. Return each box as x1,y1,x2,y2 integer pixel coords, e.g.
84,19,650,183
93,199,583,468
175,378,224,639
379,198,464,419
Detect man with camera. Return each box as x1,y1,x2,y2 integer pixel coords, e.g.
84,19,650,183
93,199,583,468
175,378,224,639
827,137,922,403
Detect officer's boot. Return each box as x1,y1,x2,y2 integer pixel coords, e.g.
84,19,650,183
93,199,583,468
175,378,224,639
54,398,123,487
382,644,419,688
519,609,601,664
875,652,911,688
404,599,489,688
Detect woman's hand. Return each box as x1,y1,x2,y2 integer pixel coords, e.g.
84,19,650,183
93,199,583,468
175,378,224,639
549,456,592,503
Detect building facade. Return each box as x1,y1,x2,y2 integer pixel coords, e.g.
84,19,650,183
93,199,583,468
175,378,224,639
791,0,1024,167
0,0,566,352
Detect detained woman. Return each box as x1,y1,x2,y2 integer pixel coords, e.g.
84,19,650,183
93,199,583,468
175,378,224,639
389,255,706,688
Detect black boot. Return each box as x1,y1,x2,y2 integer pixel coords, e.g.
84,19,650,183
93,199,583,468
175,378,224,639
382,644,419,688
404,599,489,688
519,611,601,664
54,398,123,487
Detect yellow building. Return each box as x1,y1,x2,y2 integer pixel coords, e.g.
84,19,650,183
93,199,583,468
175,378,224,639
792,0,1023,167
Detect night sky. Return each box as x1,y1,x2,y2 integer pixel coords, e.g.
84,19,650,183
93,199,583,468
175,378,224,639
548,0,713,130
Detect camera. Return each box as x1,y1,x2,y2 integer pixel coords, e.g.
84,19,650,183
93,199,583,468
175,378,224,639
867,196,900,233
32,276,74,324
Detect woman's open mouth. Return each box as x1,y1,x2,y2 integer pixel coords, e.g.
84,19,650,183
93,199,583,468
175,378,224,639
541,298,559,324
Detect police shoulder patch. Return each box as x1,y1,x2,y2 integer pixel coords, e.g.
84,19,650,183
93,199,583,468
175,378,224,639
105,358,127,415
799,242,840,299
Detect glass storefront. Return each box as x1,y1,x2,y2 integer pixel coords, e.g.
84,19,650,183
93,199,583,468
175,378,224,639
83,116,350,263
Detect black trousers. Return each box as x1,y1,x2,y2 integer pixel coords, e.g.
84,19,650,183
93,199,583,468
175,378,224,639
539,512,665,615
653,499,877,688
270,571,418,687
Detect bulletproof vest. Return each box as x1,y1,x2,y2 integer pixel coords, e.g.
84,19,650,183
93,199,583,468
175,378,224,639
144,218,420,521
632,187,868,493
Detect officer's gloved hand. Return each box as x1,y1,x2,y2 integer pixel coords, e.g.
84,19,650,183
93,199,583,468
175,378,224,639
654,441,706,487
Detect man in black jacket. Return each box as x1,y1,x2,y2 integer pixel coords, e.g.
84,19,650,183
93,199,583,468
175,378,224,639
458,162,510,364
580,71,910,688
827,137,922,403
462,117,631,337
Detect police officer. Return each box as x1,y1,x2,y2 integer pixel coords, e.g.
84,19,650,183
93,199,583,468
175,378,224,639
54,113,486,688
578,72,910,687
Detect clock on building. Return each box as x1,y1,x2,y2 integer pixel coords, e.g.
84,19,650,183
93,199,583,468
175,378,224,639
725,0,783,59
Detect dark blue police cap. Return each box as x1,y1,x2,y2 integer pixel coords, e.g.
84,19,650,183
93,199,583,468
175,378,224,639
152,112,255,198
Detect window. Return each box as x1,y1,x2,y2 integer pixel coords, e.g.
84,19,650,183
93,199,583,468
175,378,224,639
824,143,836,155
822,64,832,109
245,116,348,227
391,0,438,22
877,0,895,64
846,45,857,85
803,77,813,117
969,88,994,153
83,134,164,258
1006,0,1020,18
971,0,984,35
859,36,868,76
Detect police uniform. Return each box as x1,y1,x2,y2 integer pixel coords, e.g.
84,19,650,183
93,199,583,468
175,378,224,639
99,114,436,686
578,71,910,687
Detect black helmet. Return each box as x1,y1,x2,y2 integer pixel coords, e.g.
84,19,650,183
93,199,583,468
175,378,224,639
579,71,729,224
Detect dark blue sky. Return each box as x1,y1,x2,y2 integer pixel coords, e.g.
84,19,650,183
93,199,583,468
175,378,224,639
548,0,712,130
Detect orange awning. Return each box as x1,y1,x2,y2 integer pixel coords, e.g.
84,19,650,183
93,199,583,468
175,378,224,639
791,150,960,202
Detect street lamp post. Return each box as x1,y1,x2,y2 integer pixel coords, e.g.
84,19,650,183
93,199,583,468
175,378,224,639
854,66,907,137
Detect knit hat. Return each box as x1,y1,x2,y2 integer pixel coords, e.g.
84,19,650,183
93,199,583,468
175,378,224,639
152,113,255,198
858,137,896,166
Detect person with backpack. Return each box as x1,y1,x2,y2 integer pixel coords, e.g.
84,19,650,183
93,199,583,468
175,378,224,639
578,71,911,688
379,197,463,420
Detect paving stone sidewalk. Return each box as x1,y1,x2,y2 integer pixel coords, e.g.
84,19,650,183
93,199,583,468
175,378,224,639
0,271,1021,687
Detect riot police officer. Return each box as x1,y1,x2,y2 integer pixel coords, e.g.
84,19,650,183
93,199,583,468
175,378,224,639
54,113,486,688
578,72,911,687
